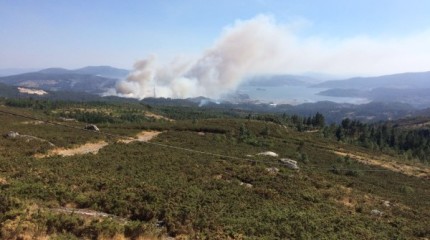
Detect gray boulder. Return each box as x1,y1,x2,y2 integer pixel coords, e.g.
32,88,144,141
371,209,383,216
4,131,19,138
279,158,299,170
266,167,280,175
84,124,100,131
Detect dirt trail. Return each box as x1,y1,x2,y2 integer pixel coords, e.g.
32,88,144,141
35,141,108,158
333,150,430,179
118,131,162,144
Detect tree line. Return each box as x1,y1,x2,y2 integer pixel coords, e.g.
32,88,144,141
324,118,430,163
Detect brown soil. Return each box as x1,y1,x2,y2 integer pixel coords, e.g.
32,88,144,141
118,131,162,144
34,131,162,158
0,177,7,185
35,141,108,158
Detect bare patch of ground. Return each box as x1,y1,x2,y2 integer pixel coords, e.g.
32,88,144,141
333,150,430,179
118,131,162,144
35,141,108,158
17,87,48,95
34,131,161,158
0,177,7,185
145,112,174,122
338,196,355,208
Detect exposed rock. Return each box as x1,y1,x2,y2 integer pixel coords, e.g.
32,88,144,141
0,177,8,185
49,207,125,221
18,87,48,95
239,182,253,188
279,158,299,170
257,151,278,157
4,131,19,138
3,131,55,146
266,167,280,175
84,124,99,131
382,200,391,207
371,209,383,216
23,135,55,147
197,132,205,136
58,117,77,122
213,174,223,180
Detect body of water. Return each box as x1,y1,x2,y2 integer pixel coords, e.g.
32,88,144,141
238,86,369,105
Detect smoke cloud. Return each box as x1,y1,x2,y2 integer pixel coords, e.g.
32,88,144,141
116,15,430,99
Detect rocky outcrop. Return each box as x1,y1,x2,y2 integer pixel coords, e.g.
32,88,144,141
3,131,19,138
279,158,299,170
3,131,55,147
84,124,99,131
257,151,279,157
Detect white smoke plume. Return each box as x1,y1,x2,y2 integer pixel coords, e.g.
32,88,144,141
116,15,289,99
116,15,430,99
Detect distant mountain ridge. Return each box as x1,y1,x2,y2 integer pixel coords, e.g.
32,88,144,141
0,68,41,77
313,71,430,108
244,74,317,87
38,66,130,79
313,71,430,89
0,66,130,95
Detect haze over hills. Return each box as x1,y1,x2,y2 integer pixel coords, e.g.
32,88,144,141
2,67,430,122
0,66,129,95
243,74,319,87
313,71,430,108
0,68,41,77
38,66,130,79
313,71,430,89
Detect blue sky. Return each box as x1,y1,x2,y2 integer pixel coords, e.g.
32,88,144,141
1,0,430,73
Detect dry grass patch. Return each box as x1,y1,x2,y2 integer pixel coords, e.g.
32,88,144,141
333,149,430,179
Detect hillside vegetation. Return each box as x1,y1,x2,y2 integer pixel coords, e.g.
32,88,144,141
0,98,429,239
